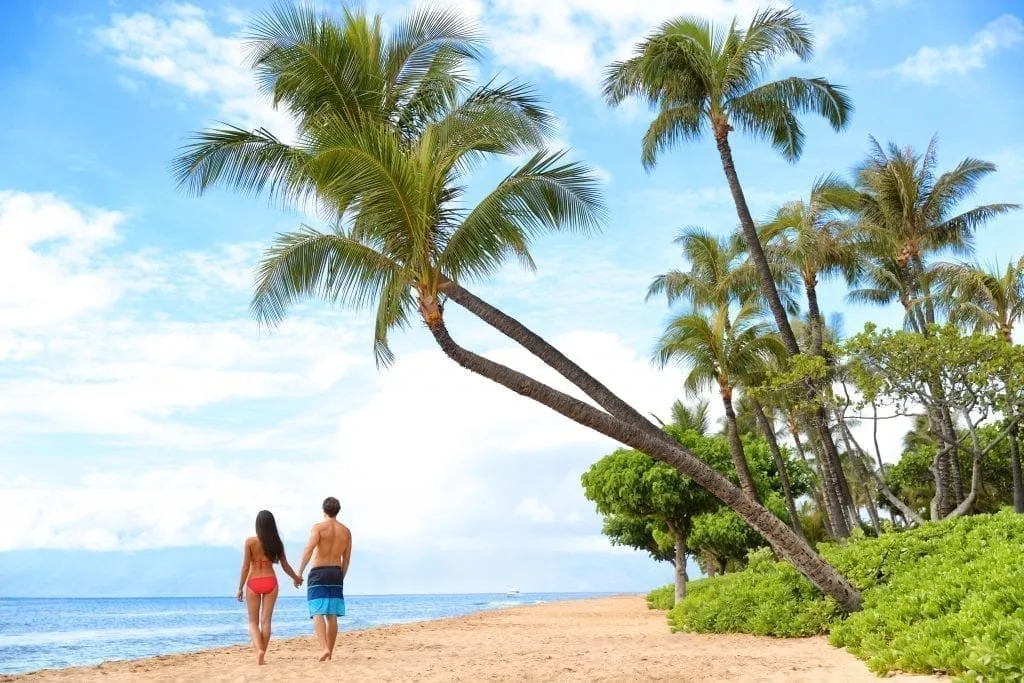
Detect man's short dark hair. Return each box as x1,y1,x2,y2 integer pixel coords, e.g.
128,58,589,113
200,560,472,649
322,496,341,518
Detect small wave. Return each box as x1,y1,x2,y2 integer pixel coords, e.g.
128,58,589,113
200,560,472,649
0,624,237,648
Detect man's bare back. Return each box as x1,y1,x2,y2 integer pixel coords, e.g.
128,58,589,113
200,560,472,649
310,518,351,572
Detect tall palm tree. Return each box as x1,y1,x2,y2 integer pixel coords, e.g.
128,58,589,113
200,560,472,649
762,175,861,357
853,135,1019,516
604,7,851,355
654,300,787,501
854,136,1018,328
173,3,862,612
934,258,1024,512
603,8,856,536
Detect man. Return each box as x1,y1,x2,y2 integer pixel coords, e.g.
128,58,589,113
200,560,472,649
296,496,352,662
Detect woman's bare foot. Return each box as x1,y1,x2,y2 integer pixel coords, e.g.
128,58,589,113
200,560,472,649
257,650,266,665
318,650,331,662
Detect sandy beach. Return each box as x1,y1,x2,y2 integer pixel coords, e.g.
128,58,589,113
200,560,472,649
1,595,941,682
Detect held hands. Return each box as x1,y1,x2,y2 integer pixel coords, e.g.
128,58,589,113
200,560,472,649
294,575,304,589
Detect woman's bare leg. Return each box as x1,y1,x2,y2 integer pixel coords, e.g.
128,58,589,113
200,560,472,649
245,588,263,664
258,586,279,663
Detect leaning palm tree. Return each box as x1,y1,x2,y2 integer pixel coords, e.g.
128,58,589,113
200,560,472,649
604,7,851,355
934,258,1024,512
173,3,862,612
654,300,787,501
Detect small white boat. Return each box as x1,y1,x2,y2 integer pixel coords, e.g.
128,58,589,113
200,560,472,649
505,587,520,596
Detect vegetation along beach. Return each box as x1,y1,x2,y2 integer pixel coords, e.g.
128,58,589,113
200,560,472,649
2,0,1022,680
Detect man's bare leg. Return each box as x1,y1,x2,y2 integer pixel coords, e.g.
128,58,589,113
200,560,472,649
325,615,338,660
244,589,264,665
312,615,330,661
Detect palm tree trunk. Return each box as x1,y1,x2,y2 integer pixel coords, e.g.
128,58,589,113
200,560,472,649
819,407,860,532
712,133,855,537
840,420,925,526
722,391,760,501
713,131,800,354
835,419,881,534
940,409,965,505
1002,378,1024,513
804,419,852,537
704,550,718,577
447,282,771,506
444,283,649,423
791,427,835,537
423,313,862,612
751,399,804,539
805,281,825,357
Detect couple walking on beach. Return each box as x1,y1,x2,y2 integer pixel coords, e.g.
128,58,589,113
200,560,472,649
237,496,352,665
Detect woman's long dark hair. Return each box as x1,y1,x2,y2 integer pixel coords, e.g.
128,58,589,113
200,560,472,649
255,510,284,564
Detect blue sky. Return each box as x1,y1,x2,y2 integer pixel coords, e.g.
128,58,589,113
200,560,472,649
0,0,1021,596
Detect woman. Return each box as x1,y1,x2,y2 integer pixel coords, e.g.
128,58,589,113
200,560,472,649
237,510,301,665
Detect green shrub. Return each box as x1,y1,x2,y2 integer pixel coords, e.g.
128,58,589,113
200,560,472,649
647,584,675,610
670,548,840,637
666,510,1024,679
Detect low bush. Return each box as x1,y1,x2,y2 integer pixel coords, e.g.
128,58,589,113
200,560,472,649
646,584,674,610
669,548,840,637
666,510,1024,679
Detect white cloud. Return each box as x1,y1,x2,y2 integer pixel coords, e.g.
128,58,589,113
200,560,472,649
514,497,556,524
96,0,865,119
95,3,295,139
415,0,895,94
1,330,686,553
0,192,123,329
888,14,1024,83
464,0,784,93
0,190,367,446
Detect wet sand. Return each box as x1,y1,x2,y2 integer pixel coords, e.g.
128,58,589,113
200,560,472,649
3,595,941,682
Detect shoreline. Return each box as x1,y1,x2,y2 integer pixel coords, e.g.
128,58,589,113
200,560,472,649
2,596,940,682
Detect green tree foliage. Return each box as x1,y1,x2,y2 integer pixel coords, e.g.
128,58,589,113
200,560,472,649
581,435,722,603
584,425,812,599
846,323,1024,519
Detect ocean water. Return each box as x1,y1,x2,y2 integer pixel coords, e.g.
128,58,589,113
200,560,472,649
0,593,606,675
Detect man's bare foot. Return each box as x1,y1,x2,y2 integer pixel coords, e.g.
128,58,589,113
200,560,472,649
318,650,331,662
257,650,266,665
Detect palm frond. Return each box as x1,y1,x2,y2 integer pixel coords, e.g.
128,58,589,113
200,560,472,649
251,228,404,328
640,105,706,169
171,125,313,206
730,77,851,161
439,151,606,282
